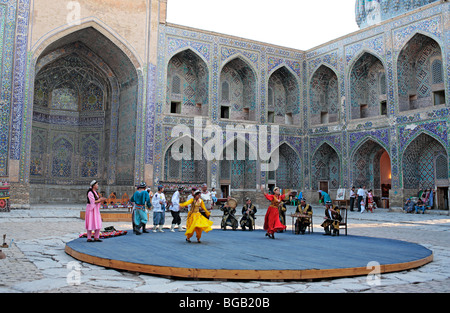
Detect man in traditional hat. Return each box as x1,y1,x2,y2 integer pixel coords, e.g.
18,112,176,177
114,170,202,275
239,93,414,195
294,198,313,235
220,196,238,230
130,182,151,235
240,197,257,231
321,201,342,236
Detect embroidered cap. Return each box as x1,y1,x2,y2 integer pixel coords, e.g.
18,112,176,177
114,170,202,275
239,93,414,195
138,182,147,189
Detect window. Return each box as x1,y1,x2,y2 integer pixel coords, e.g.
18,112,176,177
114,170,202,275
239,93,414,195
360,104,368,118
243,108,249,120
436,154,448,180
320,111,328,124
267,111,275,123
268,88,273,106
380,73,387,95
432,59,444,85
221,81,230,102
380,101,387,115
172,76,181,94
220,106,230,119
285,113,293,125
433,90,446,106
170,101,181,114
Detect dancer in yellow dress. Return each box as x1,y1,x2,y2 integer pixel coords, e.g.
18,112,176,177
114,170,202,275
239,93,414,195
179,190,214,243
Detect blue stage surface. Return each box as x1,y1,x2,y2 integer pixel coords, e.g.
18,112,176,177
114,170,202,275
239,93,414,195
65,230,433,281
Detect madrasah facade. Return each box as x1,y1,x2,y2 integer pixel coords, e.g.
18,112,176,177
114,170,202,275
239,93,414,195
1,0,449,209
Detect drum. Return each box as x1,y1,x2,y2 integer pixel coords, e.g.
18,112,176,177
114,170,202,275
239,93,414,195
227,198,238,209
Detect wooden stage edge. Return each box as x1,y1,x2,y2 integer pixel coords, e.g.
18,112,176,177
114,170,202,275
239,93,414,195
80,211,138,222
64,245,433,281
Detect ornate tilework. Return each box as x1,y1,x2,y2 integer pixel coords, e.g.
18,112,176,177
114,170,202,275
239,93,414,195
1,0,449,207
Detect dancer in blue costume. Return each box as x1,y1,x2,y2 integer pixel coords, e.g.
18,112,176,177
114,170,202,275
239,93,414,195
130,182,151,235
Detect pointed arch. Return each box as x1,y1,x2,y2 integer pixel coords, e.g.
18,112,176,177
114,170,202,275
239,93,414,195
267,142,302,190
32,18,142,69
402,132,448,190
163,136,208,183
268,66,300,124
219,56,258,121
350,135,390,160
308,62,339,82
220,54,258,77
351,138,391,190
51,137,74,178
309,64,340,125
29,24,142,202
219,137,257,190
167,46,210,71
347,49,387,74
349,51,387,120
269,63,301,84
271,141,302,162
167,48,210,116
396,32,445,112
311,142,341,191
395,30,444,56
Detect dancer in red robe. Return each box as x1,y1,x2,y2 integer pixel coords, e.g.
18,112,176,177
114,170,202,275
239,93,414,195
261,186,287,239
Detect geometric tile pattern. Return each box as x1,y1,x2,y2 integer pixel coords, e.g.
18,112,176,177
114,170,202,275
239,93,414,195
1,0,449,208
31,51,107,184
152,2,450,200
268,66,299,124
309,65,339,124
349,52,385,119
311,143,340,190
402,133,447,189
163,138,207,183
397,33,442,111
356,0,440,29
271,143,301,190
351,139,387,189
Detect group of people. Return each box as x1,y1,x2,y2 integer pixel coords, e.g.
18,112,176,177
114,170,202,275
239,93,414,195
348,186,376,213
84,181,214,243
403,188,434,214
219,196,257,231
84,180,346,243
130,183,214,243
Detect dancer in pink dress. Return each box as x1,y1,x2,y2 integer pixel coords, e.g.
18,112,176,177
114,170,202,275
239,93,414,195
85,180,106,242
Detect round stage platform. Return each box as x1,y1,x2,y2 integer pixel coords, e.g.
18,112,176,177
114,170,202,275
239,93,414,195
65,230,433,281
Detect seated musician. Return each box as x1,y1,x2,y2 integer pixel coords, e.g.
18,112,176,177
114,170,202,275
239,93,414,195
321,201,342,236
220,196,238,230
294,198,312,235
240,197,257,231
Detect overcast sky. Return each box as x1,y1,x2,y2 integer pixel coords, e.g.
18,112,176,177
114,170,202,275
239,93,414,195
166,0,360,51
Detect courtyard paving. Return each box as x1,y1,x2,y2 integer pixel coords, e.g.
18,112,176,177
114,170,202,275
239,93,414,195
0,204,449,293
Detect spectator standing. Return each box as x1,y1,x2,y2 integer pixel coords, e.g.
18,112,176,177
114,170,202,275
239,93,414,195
151,185,167,232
